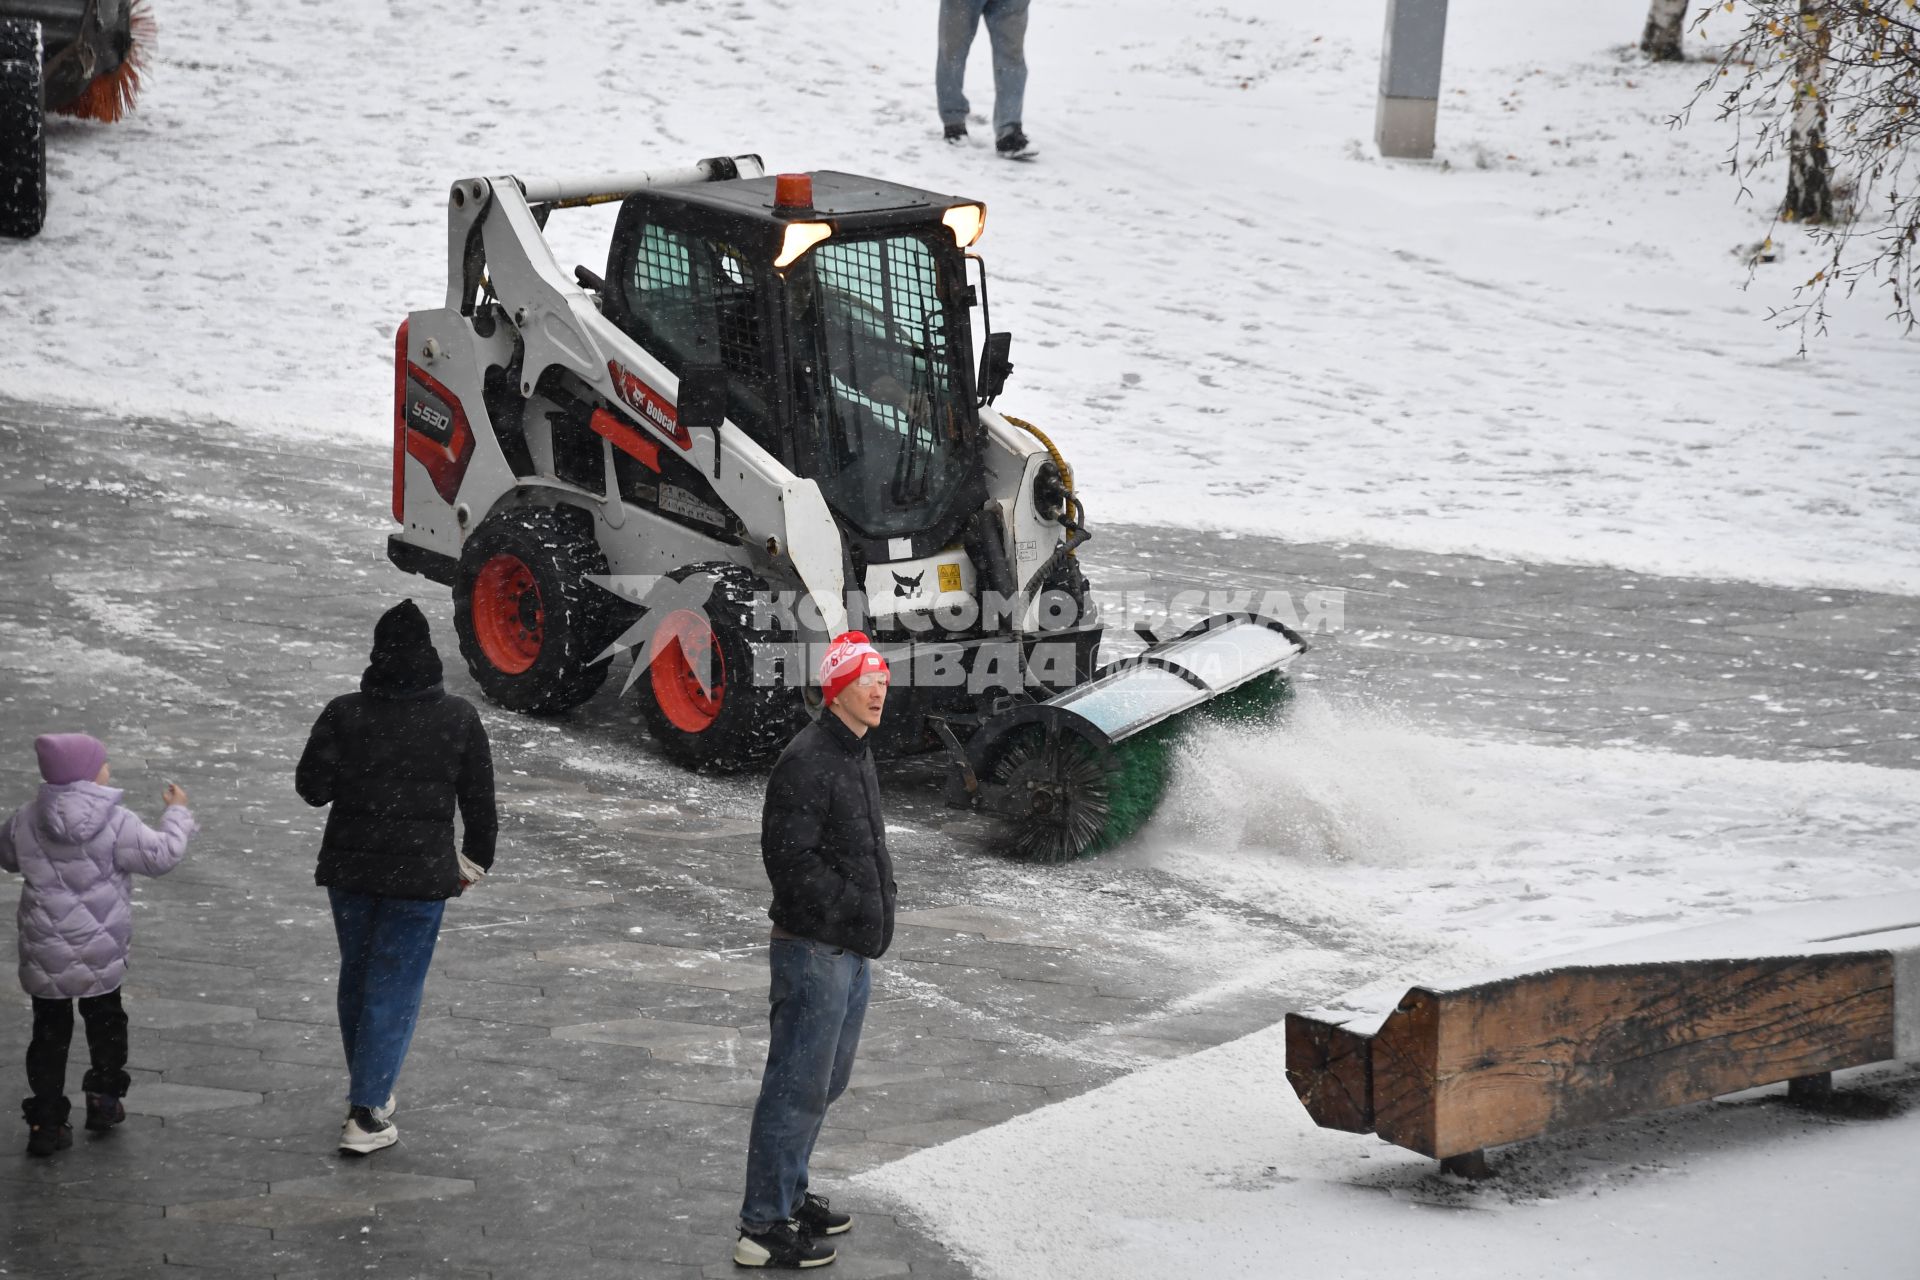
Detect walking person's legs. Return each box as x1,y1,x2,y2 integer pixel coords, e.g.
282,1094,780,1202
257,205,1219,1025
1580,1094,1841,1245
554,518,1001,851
22,997,75,1154
937,0,988,132
330,888,441,1153
981,0,1031,142
329,886,379,1072
346,895,444,1110
77,989,131,1130
25,996,74,1100
737,939,863,1267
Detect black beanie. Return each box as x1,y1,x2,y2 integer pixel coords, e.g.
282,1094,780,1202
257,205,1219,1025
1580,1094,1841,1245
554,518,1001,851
362,599,444,697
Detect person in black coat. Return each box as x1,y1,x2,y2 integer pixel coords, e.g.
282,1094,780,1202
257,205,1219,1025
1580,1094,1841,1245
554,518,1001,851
734,631,896,1270
296,599,495,1155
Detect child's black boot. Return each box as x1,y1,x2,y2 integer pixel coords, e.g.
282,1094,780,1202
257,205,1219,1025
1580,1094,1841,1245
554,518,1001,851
85,1092,125,1132
23,1096,73,1157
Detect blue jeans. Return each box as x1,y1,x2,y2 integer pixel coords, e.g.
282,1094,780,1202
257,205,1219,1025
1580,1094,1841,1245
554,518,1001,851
328,888,445,1110
937,0,1031,137
739,937,872,1232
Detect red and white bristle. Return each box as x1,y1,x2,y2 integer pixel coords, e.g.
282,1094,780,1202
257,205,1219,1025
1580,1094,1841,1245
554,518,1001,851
55,0,154,123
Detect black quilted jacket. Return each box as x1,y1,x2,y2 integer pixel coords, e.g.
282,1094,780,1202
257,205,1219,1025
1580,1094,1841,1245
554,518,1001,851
760,711,896,958
295,601,496,900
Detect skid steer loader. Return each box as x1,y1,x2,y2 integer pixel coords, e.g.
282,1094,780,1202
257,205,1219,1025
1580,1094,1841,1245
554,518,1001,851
386,154,1304,861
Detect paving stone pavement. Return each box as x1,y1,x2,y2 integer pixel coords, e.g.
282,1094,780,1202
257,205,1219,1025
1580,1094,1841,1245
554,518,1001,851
0,399,1913,1277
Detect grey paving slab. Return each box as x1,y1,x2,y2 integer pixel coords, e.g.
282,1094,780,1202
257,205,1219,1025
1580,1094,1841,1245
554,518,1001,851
168,1057,346,1095
123,1082,264,1118
551,1014,746,1050
269,1169,476,1203
165,1192,378,1229
893,905,1087,949
50,1170,269,1213
535,940,766,991
125,997,257,1031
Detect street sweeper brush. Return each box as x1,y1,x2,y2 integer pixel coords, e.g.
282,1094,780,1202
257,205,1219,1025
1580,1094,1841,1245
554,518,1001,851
51,0,151,123
965,616,1305,864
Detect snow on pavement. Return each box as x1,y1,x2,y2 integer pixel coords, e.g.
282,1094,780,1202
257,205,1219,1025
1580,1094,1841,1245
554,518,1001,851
2,0,1916,593
860,693,1920,1279
860,1018,1920,1280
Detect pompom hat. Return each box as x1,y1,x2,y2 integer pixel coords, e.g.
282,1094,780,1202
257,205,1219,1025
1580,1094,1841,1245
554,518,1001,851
819,632,889,707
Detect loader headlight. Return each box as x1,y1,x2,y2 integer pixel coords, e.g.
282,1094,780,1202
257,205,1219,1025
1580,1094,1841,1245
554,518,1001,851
942,203,985,248
775,221,833,269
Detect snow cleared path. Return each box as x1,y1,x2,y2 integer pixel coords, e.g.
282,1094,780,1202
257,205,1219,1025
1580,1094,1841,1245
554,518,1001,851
3,395,1916,1276
1,0,1916,593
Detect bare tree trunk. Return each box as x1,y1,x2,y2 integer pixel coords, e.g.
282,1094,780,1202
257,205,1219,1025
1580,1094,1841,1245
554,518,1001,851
1783,0,1833,223
1640,0,1689,61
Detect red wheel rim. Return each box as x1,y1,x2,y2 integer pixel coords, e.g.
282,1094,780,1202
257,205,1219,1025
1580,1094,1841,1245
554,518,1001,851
651,608,725,733
472,553,543,675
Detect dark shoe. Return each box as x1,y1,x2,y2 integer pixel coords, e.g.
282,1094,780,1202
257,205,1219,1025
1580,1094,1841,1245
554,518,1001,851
22,1097,72,1157
944,122,968,143
995,126,1031,155
84,1093,125,1132
733,1219,836,1268
26,1120,72,1157
794,1192,851,1237
339,1105,398,1155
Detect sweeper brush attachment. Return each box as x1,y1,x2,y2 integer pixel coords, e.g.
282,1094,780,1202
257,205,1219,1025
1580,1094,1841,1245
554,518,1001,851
52,0,151,123
966,615,1305,863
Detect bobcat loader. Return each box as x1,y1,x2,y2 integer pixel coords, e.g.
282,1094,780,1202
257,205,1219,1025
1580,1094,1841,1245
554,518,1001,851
386,155,1303,860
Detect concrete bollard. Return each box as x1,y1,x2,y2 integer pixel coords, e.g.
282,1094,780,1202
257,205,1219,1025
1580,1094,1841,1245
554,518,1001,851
1376,0,1449,159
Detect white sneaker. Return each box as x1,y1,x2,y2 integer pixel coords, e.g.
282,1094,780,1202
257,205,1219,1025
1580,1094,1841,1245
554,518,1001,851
339,1107,398,1155
371,1095,396,1124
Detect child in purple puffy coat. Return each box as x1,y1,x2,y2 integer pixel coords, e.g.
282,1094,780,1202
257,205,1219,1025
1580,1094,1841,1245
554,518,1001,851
0,733,196,1156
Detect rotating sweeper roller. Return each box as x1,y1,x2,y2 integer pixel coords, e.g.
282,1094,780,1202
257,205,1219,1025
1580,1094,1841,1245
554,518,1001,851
379,156,1306,864
949,614,1304,863
0,0,154,238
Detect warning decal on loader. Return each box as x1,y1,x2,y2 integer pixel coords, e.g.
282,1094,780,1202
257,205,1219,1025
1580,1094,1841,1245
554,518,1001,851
608,360,694,451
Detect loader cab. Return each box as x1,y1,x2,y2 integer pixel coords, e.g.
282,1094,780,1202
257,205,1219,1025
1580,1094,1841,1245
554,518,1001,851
604,171,989,556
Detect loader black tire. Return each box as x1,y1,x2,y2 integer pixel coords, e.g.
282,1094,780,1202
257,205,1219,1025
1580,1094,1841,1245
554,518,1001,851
0,20,47,241
635,562,806,774
1034,548,1092,632
453,504,617,715
0,18,37,62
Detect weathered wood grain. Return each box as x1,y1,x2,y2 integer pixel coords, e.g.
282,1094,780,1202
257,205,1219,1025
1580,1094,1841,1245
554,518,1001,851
1284,1013,1374,1133
1370,988,1440,1156
1367,953,1896,1158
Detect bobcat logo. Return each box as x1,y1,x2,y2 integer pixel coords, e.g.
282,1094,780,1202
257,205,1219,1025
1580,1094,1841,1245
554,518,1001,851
893,570,925,598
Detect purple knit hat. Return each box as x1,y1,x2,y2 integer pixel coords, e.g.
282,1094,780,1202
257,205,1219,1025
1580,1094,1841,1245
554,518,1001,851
35,733,108,786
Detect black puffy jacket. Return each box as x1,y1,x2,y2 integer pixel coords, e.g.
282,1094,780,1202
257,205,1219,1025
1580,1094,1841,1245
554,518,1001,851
295,601,496,901
761,711,896,958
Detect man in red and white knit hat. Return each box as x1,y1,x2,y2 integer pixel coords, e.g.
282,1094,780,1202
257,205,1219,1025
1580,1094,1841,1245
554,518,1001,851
734,632,896,1270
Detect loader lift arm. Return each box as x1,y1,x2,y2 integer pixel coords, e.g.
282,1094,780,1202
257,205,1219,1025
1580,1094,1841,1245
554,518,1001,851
441,159,852,637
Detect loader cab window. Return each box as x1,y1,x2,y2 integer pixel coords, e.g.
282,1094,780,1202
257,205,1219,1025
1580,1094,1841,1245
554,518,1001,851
616,222,777,449
788,231,975,539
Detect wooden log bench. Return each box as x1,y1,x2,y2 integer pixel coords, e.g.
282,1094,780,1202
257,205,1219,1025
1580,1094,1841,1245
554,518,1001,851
1286,893,1920,1176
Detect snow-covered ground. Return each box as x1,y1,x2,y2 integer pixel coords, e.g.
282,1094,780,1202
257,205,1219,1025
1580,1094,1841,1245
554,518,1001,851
2,0,1916,592
860,698,1920,1279
6,2,1918,1275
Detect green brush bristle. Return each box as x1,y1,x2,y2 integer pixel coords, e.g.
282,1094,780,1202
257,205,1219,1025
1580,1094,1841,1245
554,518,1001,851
1088,674,1293,853
997,675,1294,863
1198,671,1295,727
1079,719,1178,857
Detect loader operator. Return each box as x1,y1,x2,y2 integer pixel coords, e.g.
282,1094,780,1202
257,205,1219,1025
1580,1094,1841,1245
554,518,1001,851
734,632,896,1270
